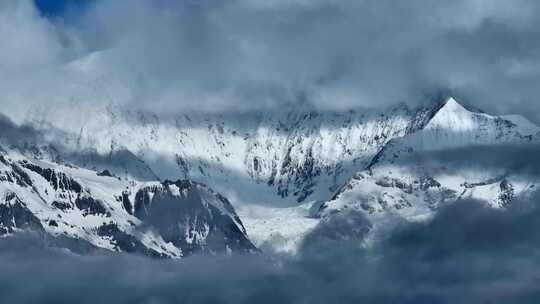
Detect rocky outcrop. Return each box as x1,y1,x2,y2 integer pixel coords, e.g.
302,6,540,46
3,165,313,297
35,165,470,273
0,149,256,258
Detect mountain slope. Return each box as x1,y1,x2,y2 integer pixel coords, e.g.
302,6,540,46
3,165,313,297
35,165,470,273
8,96,540,253
0,146,256,257
21,99,449,207
318,97,540,221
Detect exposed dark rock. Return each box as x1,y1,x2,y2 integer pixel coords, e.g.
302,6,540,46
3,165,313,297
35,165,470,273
0,195,44,235
96,222,164,257
97,169,114,177
175,154,190,174
22,162,82,193
253,157,260,173
52,201,72,211
134,180,257,256
498,179,515,207
121,191,133,215
74,196,109,216
9,164,34,187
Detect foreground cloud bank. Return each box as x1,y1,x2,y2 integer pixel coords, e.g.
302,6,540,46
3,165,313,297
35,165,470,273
1,196,540,304
2,0,540,121
2,1,540,303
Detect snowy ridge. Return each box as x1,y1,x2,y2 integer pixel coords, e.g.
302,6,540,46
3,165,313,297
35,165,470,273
21,101,443,206
0,92,443,254
0,146,256,257
13,98,448,252
319,97,540,223
404,97,538,149
4,96,540,253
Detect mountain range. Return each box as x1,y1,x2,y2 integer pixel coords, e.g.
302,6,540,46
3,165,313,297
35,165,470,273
1,95,538,255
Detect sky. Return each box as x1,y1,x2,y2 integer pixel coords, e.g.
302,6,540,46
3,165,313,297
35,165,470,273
1,0,540,123
34,0,93,16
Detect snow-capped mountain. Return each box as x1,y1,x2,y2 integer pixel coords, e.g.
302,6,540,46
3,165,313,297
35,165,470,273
0,142,256,257
318,97,540,222
10,93,449,252
21,96,447,207
3,95,539,254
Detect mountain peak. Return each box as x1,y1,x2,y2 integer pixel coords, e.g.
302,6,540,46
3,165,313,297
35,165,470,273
442,97,467,111
425,97,477,131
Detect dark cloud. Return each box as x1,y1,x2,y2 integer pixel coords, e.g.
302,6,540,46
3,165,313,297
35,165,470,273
300,209,372,256
1,0,540,122
2,195,540,303
373,197,540,303
395,143,540,177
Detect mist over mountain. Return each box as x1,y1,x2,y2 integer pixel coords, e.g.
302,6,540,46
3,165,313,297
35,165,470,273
3,0,540,121
2,1,540,303
3,196,540,304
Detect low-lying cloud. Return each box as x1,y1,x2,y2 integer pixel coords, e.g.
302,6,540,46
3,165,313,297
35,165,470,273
2,195,540,303
396,144,540,178
2,0,540,122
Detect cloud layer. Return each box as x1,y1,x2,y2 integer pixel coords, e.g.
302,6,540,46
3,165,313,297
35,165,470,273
2,196,540,304
2,3,540,303
1,0,540,121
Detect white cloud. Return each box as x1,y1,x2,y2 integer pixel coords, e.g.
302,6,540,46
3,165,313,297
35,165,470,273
2,0,540,122
0,0,65,70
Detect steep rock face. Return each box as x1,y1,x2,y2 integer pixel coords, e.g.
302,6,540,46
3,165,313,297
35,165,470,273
0,192,44,235
131,180,256,255
318,98,540,220
0,148,256,257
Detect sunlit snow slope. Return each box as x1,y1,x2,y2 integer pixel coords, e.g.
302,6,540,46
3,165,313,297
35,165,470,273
0,140,256,257
318,98,540,223
4,94,540,253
